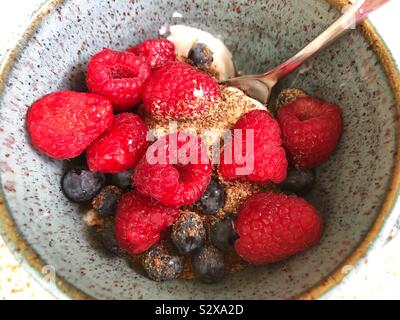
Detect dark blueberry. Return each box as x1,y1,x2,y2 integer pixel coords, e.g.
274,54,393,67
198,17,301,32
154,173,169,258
280,167,316,195
196,177,225,214
86,217,123,256
192,245,224,284
109,169,133,190
171,211,206,255
188,43,213,67
210,215,239,251
143,242,184,281
92,185,123,216
62,168,105,202
98,220,123,256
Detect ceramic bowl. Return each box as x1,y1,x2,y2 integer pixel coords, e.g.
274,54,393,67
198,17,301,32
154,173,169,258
0,0,399,299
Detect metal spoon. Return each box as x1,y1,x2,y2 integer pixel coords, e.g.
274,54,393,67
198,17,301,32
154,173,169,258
224,0,391,104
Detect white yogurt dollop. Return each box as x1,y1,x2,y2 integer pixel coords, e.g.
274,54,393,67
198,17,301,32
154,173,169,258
167,25,236,81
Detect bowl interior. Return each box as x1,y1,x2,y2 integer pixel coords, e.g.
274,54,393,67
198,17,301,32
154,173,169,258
0,0,398,299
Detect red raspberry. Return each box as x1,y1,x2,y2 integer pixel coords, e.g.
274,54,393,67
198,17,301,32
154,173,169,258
219,110,287,183
133,132,212,206
115,191,179,254
86,113,149,173
277,96,342,169
235,192,323,265
86,48,151,111
26,91,113,160
142,61,221,120
128,38,176,70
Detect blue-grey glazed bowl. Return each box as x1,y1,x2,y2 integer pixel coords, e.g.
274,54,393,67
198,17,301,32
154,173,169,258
0,0,399,299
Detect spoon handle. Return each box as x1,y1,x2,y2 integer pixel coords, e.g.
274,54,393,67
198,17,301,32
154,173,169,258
262,0,391,84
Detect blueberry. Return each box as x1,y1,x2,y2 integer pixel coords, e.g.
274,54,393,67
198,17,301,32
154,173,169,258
143,242,184,281
109,169,133,190
171,211,206,255
280,167,316,195
188,43,213,67
92,185,123,216
210,215,239,251
62,168,106,202
196,177,225,214
192,245,224,284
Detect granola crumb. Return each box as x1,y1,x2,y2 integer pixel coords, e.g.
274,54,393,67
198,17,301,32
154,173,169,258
274,87,307,112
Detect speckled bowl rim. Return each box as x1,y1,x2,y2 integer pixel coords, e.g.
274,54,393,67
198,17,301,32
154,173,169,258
0,0,399,300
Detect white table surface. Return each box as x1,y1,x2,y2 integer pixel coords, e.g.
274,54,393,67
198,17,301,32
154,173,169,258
0,0,399,300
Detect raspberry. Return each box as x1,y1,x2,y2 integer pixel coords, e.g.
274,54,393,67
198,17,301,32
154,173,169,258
142,61,221,120
26,91,113,160
133,132,212,206
86,113,148,173
277,96,342,169
115,191,179,254
86,48,151,111
219,110,287,183
128,38,176,70
234,192,323,265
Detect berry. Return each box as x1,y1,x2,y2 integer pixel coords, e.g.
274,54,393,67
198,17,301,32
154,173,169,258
86,48,151,111
210,215,238,251
142,242,184,281
115,191,179,254
26,91,113,160
91,185,123,216
86,113,148,173
235,192,323,265
142,61,221,120
88,219,123,256
277,96,342,169
171,211,206,255
128,38,176,70
98,221,123,256
274,88,307,112
196,177,225,214
133,132,212,206
83,209,106,228
62,168,106,202
280,167,316,195
188,43,213,67
109,169,133,190
192,245,224,284
219,110,288,183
